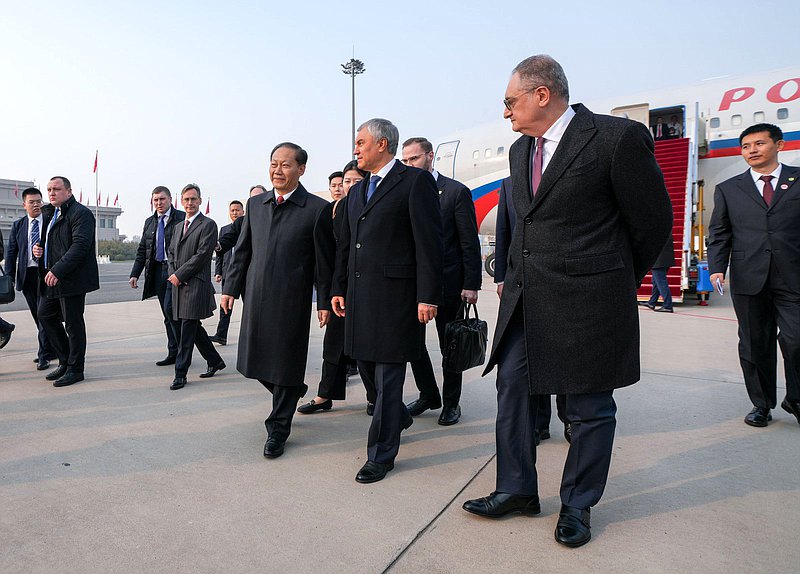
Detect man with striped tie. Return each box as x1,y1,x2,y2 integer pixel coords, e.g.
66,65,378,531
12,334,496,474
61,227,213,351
4,187,54,369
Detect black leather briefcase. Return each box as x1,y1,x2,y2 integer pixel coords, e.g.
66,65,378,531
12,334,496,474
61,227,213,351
443,302,487,373
0,267,14,304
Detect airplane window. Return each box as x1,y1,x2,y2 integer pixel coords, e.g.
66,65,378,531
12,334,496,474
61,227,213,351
754,111,766,123
710,117,720,128
497,146,505,156
472,150,479,160
485,148,492,158
731,114,742,127
778,108,789,120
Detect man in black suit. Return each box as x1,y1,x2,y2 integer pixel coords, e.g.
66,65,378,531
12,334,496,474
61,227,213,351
0,229,14,350
462,56,672,547
401,136,481,426
4,188,54,369
332,119,443,483
221,144,329,458
209,200,244,345
494,176,569,445
166,184,225,390
708,123,800,428
129,186,186,365
34,176,101,387
216,185,266,256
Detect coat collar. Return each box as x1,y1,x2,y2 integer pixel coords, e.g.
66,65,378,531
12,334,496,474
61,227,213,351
359,161,407,216
264,183,310,207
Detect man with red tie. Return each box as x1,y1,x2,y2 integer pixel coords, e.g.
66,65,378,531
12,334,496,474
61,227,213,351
708,123,800,429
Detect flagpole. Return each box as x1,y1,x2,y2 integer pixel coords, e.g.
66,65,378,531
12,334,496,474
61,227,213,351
94,149,99,252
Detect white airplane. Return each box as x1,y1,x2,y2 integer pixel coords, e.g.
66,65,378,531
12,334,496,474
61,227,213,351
434,67,800,301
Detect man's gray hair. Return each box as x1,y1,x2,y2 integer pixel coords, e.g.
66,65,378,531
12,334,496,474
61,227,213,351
358,118,399,154
181,183,201,197
513,54,569,102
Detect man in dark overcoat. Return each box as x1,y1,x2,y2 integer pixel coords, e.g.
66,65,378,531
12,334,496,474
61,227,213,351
462,56,672,548
221,143,329,459
129,186,186,365
35,176,100,387
166,184,225,390
707,123,800,428
209,200,244,345
401,136,482,426
332,119,443,483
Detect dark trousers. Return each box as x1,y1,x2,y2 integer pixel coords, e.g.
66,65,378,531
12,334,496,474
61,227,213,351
731,262,800,408
22,269,53,360
38,292,87,372
410,293,464,407
214,278,231,340
155,264,179,357
648,267,673,310
317,355,348,400
359,360,412,464
261,382,306,442
534,393,568,432
174,319,223,378
495,311,617,509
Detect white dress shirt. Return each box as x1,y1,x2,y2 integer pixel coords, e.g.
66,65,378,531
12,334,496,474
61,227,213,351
750,164,782,197
27,214,43,267
538,105,577,174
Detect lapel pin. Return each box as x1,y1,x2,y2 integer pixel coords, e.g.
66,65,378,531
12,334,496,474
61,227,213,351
781,184,789,189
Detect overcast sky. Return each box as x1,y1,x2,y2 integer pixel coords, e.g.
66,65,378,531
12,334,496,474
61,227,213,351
2,0,799,238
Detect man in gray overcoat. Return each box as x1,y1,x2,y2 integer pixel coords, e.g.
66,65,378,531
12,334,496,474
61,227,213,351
221,143,329,458
167,184,225,390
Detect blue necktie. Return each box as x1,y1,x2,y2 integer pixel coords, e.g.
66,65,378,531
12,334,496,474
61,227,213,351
155,215,166,262
44,208,59,267
366,175,381,202
30,218,40,262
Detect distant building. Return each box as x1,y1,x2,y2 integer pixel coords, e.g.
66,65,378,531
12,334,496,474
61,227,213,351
0,178,123,254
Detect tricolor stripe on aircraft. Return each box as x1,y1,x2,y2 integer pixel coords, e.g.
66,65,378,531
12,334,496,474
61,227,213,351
470,180,502,228
702,129,800,158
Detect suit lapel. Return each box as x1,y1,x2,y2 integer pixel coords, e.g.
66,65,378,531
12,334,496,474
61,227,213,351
19,218,29,262
734,171,768,211
360,161,405,217
180,212,204,243
511,136,535,215
768,164,800,210
528,104,596,213
436,174,446,194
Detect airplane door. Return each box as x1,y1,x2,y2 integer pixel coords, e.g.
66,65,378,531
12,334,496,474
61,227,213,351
434,140,459,179
610,103,650,129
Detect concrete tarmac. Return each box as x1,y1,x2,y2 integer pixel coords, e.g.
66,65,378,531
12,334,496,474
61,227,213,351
1,279,798,574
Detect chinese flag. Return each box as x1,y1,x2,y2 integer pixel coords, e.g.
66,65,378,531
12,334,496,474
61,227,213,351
113,193,119,206
205,199,210,215
93,151,98,173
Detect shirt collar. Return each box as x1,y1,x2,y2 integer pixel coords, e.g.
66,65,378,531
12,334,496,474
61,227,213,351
373,158,396,180
186,212,201,225
542,105,576,144
276,185,298,202
431,169,440,182
750,164,782,184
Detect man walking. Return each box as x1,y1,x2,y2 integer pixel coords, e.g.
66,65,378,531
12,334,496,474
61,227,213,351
210,200,244,345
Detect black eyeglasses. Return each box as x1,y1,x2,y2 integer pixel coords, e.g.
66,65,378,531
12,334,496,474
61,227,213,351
503,88,537,111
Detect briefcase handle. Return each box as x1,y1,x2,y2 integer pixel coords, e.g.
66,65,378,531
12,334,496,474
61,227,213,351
456,301,480,320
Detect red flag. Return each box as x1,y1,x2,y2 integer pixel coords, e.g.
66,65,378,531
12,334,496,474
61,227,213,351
205,198,210,215
106,195,109,207
93,151,98,173
113,193,119,206
79,190,83,203
14,183,19,198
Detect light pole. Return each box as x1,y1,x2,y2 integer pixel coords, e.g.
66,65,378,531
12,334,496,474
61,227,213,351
341,58,365,156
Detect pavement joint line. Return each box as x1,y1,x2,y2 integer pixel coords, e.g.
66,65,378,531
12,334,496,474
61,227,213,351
641,370,745,385
383,452,497,573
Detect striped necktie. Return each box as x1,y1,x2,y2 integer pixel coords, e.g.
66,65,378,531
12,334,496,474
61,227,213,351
30,218,40,262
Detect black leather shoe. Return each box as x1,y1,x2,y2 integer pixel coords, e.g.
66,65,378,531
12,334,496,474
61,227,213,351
406,397,442,416
463,492,541,518
366,402,375,416
0,324,14,349
655,307,674,313
744,406,772,427
209,335,227,345
555,505,591,547
156,356,177,366
297,399,333,414
263,437,285,458
199,361,226,378
638,301,656,310
53,371,84,387
37,359,51,371
781,399,800,425
346,364,359,377
564,422,572,444
438,405,461,426
355,461,394,483
170,377,187,390
45,364,68,381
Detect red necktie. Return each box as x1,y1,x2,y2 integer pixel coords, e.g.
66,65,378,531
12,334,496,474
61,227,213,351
183,219,189,236
276,195,285,205
531,137,544,197
760,175,774,206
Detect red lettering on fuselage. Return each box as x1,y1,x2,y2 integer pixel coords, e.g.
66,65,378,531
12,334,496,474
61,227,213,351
719,87,755,111
766,78,800,104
